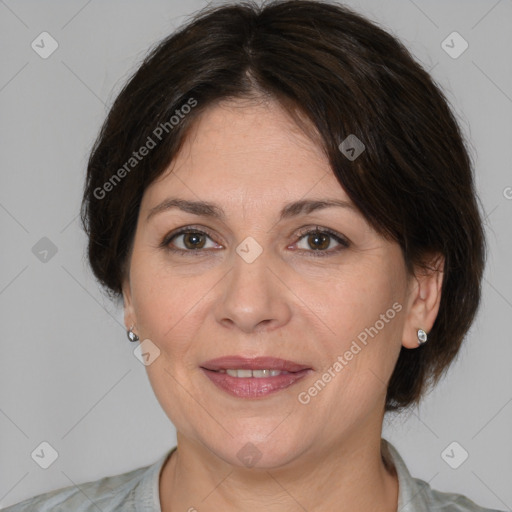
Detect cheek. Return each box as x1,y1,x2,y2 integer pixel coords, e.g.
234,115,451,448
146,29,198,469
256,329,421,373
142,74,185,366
307,292,403,432
129,252,215,355
319,262,400,335
315,260,405,384
129,250,179,340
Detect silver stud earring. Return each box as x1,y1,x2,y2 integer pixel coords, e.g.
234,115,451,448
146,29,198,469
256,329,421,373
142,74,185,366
417,329,428,345
127,325,139,342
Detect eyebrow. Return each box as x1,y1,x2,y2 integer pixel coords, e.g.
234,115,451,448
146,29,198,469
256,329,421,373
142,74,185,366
146,197,357,223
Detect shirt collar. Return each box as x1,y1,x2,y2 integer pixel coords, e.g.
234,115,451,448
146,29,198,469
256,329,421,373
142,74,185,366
137,447,176,511
382,438,430,512
143,441,428,512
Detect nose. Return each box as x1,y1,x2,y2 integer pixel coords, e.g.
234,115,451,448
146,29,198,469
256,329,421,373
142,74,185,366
214,244,293,334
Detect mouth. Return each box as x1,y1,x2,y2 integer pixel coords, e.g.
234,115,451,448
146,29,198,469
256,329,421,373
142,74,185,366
200,356,313,399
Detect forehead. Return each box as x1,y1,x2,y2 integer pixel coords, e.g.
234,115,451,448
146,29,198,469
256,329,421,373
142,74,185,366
143,99,351,209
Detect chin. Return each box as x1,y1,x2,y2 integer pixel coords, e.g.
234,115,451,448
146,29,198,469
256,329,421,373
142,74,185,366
204,429,309,470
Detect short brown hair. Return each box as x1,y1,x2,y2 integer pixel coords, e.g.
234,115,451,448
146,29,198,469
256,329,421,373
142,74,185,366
81,0,486,411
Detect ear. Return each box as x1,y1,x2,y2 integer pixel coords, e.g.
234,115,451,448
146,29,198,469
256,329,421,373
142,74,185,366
121,277,137,335
402,253,445,349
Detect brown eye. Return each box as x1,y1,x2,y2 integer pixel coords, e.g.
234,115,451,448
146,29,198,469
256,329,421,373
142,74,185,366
181,232,207,250
294,227,349,256
306,232,331,251
162,227,222,255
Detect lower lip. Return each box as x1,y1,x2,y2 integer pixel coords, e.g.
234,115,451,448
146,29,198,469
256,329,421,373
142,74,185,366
201,368,311,399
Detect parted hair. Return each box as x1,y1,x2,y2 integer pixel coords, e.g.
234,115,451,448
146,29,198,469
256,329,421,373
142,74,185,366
81,0,486,411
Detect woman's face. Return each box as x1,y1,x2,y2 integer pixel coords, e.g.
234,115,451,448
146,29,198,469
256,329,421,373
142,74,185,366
122,99,426,468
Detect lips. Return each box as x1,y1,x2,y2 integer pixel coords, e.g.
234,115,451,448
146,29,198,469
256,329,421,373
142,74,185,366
200,356,313,399
200,356,312,373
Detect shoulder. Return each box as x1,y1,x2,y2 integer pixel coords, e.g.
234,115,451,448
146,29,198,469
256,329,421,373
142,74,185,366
1,450,173,512
382,439,504,512
412,476,502,512
1,466,148,512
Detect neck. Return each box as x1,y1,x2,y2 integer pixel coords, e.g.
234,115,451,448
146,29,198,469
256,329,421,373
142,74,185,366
159,427,398,512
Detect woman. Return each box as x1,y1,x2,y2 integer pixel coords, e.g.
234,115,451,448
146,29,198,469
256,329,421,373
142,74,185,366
3,1,502,511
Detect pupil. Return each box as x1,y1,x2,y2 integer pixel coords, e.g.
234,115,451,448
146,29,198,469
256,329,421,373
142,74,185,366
184,232,205,249
309,232,329,250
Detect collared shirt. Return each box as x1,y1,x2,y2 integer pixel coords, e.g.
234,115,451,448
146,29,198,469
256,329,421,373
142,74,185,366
1,439,503,511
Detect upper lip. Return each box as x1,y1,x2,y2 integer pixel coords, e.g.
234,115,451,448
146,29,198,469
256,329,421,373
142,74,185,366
201,356,312,372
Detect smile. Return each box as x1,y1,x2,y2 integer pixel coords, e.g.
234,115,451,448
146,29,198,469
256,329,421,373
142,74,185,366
200,355,313,398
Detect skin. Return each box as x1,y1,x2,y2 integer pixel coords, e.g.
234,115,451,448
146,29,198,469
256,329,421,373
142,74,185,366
122,97,444,512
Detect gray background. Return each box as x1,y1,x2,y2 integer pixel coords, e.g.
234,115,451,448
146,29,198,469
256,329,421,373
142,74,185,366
0,0,511,509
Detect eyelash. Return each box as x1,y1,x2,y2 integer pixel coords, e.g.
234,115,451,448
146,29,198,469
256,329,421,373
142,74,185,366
160,225,350,258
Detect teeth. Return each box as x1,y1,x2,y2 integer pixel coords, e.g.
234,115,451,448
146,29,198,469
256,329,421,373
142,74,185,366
224,369,287,378
228,369,252,378
253,369,272,378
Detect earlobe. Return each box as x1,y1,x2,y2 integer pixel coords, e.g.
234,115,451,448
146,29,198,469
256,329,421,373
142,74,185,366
401,254,445,349
121,279,136,334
